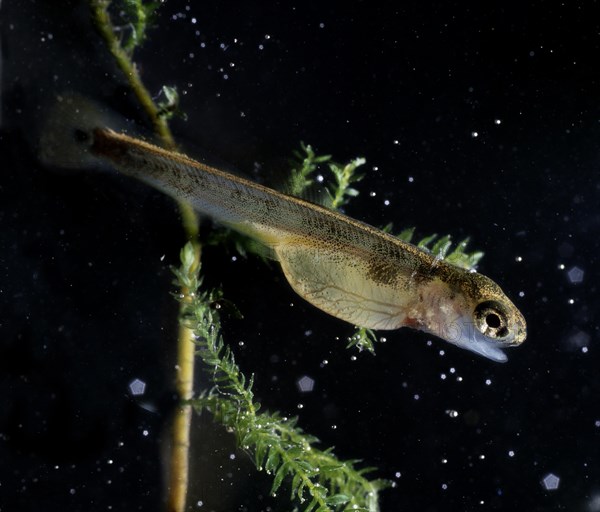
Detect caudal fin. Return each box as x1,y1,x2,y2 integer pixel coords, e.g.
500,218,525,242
38,93,127,170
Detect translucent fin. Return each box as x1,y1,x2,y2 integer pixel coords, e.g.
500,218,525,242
37,92,129,170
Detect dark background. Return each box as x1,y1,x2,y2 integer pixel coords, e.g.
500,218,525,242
1,1,599,511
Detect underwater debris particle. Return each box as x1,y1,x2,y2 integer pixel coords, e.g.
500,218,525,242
296,375,315,393
128,378,146,396
567,266,584,283
542,473,560,491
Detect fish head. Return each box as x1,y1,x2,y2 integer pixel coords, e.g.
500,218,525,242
419,269,526,362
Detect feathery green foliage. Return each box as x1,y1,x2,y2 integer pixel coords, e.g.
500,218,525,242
174,243,390,511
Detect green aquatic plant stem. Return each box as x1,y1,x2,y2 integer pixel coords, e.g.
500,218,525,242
89,2,200,512
90,0,176,150
174,243,388,511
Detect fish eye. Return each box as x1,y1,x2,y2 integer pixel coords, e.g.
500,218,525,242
474,300,509,340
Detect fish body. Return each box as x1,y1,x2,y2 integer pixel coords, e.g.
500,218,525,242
85,127,526,362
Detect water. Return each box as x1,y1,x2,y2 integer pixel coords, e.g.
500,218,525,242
1,1,599,511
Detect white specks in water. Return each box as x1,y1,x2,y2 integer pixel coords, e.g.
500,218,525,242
350,355,357,361
479,454,486,460
508,450,515,457
494,119,502,125
558,263,565,270
408,176,414,183
515,255,523,262
296,375,315,393
595,420,600,428
229,453,236,460
384,199,390,206
297,403,304,409
568,298,575,305
238,341,245,347
393,139,399,145
369,191,377,197
379,336,387,343
142,429,149,437
471,131,479,138
440,373,447,380
582,346,589,354
485,378,492,386
331,424,337,430
449,367,456,374
441,483,448,490
320,359,329,368
196,501,204,507
316,174,324,183
395,471,402,478
413,394,420,401
160,254,165,261
128,378,146,396
568,330,590,350
69,488,76,495
319,22,325,28
542,473,560,491
567,266,584,284
519,291,525,297
446,409,459,418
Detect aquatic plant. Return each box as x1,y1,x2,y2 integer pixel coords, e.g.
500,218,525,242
88,1,485,510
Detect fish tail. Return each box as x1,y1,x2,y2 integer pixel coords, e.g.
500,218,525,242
37,92,127,170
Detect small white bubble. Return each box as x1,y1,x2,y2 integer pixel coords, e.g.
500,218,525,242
471,131,479,138
395,471,402,478
568,298,575,304
485,379,492,385
558,263,565,270
393,139,399,145
519,291,525,297
229,453,236,460
515,256,522,262
196,500,204,507
408,176,414,183
331,424,337,430
508,450,515,457
446,410,458,418
440,373,447,380
442,483,448,490
449,367,456,374
350,355,357,361
494,119,502,125
413,394,420,400
582,346,589,354
297,403,304,409
142,430,149,437
319,22,325,28
384,200,390,206
370,191,377,197
479,454,486,460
